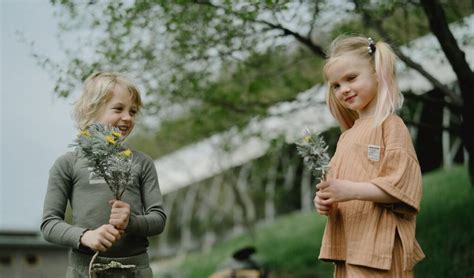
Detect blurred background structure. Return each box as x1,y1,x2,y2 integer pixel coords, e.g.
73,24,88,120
0,231,68,278
1,1,473,277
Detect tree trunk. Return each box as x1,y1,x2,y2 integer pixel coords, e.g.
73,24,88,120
420,0,474,185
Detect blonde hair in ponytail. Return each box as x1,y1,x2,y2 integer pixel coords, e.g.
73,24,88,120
323,35,403,130
373,42,403,126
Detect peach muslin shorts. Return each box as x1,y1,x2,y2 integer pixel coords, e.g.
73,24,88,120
333,235,413,278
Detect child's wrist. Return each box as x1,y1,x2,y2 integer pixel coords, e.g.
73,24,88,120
79,229,91,247
348,181,362,201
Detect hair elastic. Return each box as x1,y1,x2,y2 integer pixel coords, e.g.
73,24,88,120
368,37,376,55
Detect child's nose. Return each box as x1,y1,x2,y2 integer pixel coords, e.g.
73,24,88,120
121,112,132,120
340,84,350,94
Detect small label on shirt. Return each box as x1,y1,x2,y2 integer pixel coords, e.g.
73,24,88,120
367,144,381,161
88,168,106,184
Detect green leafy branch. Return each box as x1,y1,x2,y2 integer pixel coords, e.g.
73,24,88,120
295,129,331,181
70,123,136,200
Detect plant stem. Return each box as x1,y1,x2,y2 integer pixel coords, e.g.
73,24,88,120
88,251,99,278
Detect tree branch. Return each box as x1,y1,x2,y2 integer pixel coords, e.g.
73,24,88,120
420,0,474,84
403,91,461,113
194,1,326,58
255,19,325,57
394,47,462,106
307,1,320,38
352,0,462,107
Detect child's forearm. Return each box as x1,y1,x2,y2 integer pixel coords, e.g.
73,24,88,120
350,181,400,204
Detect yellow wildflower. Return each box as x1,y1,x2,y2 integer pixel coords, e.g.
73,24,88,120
120,149,132,157
79,130,90,137
112,131,122,138
105,135,116,144
304,135,312,142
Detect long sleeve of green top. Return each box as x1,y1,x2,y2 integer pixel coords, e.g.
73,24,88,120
40,150,167,257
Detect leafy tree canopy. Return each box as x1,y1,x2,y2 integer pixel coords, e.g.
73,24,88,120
40,0,472,157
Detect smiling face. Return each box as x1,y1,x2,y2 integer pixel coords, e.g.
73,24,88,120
97,85,138,137
325,54,378,118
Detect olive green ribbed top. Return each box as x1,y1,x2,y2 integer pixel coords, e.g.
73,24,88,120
41,150,166,257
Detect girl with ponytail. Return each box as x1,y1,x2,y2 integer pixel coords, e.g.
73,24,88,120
314,36,424,277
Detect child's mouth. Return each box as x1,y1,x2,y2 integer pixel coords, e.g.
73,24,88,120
117,126,129,135
345,95,356,102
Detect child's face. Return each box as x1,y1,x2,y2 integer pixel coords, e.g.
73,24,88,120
326,54,378,118
97,85,138,137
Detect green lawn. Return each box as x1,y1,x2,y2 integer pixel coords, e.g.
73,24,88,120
157,165,473,277
414,165,473,277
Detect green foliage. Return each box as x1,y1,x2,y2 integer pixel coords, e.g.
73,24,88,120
415,165,474,277
128,47,324,157
159,165,473,277
46,1,322,104
295,129,331,179
171,211,332,278
38,1,329,157
333,0,473,46
41,1,473,158
70,123,136,200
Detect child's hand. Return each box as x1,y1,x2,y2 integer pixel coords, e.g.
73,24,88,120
109,200,131,230
316,179,353,205
80,224,121,252
314,191,332,216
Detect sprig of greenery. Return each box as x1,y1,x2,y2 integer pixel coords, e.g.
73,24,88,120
295,129,330,181
70,123,136,200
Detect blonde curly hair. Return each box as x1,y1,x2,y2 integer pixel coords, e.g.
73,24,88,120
73,72,143,130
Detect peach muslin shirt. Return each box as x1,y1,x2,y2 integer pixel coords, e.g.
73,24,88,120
319,115,425,271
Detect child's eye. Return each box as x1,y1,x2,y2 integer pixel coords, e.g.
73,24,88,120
130,110,137,116
347,74,357,81
332,84,340,90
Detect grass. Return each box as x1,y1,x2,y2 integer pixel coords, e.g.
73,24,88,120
414,165,474,277
156,165,473,277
